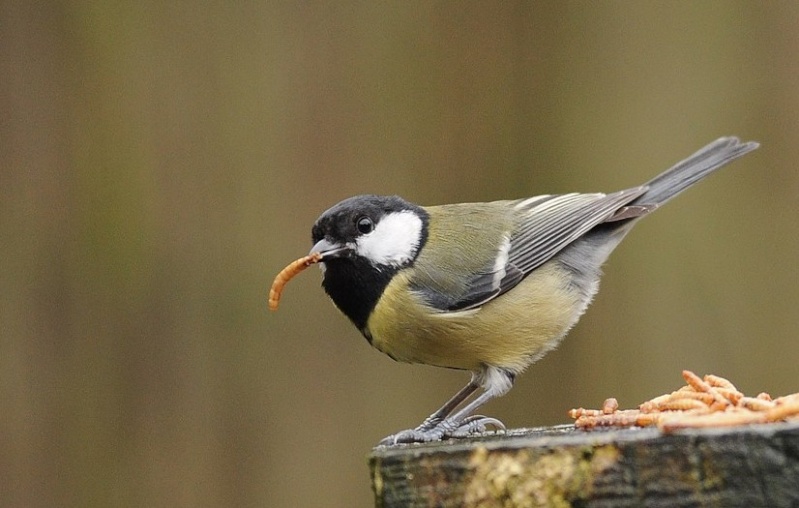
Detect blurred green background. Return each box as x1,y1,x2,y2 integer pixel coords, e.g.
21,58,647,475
2,1,797,507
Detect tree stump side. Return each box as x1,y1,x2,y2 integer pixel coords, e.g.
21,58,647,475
369,422,799,507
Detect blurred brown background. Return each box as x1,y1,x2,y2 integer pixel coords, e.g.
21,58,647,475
1,2,797,507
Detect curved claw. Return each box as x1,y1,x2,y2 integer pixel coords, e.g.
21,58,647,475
450,415,506,438
462,414,506,430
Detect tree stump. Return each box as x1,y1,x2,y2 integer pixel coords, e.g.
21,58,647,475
369,422,799,507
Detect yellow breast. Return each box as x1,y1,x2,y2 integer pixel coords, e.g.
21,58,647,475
366,260,586,373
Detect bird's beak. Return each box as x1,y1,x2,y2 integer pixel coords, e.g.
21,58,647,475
310,238,351,260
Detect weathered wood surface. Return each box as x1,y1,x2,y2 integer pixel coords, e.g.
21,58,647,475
369,422,799,507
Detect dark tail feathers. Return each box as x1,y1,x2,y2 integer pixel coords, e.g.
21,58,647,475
634,137,759,207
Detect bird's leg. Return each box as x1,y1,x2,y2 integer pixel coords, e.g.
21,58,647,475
429,389,506,437
413,378,479,432
378,379,479,446
379,389,505,445
378,367,512,445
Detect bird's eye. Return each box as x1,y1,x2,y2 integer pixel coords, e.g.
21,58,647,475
356,216,374,234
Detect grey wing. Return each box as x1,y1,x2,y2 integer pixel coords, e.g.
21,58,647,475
507,187,648,274
445,187,648,311
441,263,525,311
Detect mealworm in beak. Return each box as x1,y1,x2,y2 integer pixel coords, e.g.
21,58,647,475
268,252,323,311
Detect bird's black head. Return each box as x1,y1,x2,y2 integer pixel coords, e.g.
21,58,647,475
310,194,429,332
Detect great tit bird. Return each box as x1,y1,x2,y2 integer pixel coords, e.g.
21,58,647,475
308,137,758,444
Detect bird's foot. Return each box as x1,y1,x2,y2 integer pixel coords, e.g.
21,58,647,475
377,415,505,446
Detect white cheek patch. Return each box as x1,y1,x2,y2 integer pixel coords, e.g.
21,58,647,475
356,210,424,267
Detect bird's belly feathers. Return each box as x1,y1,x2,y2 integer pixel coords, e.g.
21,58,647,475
366,261,588,373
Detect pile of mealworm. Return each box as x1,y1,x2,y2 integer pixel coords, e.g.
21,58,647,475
569,370,799,433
